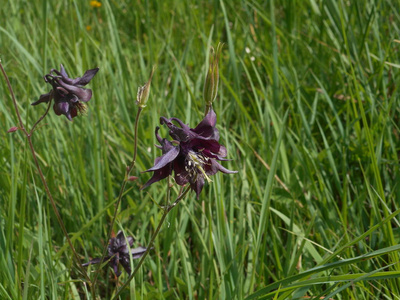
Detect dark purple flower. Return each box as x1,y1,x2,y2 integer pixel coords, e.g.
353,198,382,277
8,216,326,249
32,64,99,121
142,108,237,197
82,231,146,277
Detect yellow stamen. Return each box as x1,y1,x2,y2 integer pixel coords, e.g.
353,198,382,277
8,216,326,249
187,152,212,183
76,102,88,115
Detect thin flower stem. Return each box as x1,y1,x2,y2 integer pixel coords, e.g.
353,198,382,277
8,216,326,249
112,186,191,300
167,174,172,206
26,136,92,275
204,104,212,117
0,62,95,297
30,97,52,134
93,107,143,286
0,61,25,130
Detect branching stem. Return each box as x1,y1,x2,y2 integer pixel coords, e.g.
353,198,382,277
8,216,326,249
112,186,191,299
93,107,143,286
0,62,95,297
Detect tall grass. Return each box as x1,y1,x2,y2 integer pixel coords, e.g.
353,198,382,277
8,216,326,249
1,0,400,299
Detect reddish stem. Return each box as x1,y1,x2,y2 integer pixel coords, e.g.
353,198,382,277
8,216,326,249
0,62,94,293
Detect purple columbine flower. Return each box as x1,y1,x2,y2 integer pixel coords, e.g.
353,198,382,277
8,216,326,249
32,64,99,121
142,108,237,197
82,231,146,277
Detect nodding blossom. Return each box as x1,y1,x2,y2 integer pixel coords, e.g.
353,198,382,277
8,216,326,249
32,64,99,121
82,231,146,277
142,108,237,197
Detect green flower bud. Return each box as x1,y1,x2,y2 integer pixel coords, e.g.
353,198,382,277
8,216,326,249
203,43,223,108
136,66,156,108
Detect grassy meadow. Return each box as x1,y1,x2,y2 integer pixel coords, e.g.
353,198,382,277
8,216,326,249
1,0,400,299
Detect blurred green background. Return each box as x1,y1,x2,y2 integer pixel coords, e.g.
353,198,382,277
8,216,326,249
1,0,400,299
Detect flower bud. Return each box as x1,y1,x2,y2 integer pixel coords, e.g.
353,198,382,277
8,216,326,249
136,66,156,108
7,126,18,133
127,176,138,182
203,43,223,107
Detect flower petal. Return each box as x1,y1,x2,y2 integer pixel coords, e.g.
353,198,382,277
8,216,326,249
53,101,69,116
57,64,82,85
75,67,99,86
160,138,177,154
115,231,126,245
141,165,172,190
120,256,132,274
70,106,78,119
58,80,93,102
160,117,192,142
190,138,222,156
174,158,190,186
127,236,134,247
131,246,147,259
217,145,227,157
169,117,190,130
155,126,162,144
110,256,121,277
81,257,103,266
31,91,53,105
190,176,205,198
192,108,219,139
59,64,69,78
206,159,237,175
144,146,179,172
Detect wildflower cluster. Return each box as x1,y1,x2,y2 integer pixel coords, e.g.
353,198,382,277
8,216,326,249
20,43,236,284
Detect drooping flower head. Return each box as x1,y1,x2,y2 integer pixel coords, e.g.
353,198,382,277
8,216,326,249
32,64,99,121
142,108,237,197
82,231,146,277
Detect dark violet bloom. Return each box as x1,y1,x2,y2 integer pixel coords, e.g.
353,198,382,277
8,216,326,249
82,231,146,277
32,64,99,121
142,108,237,197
